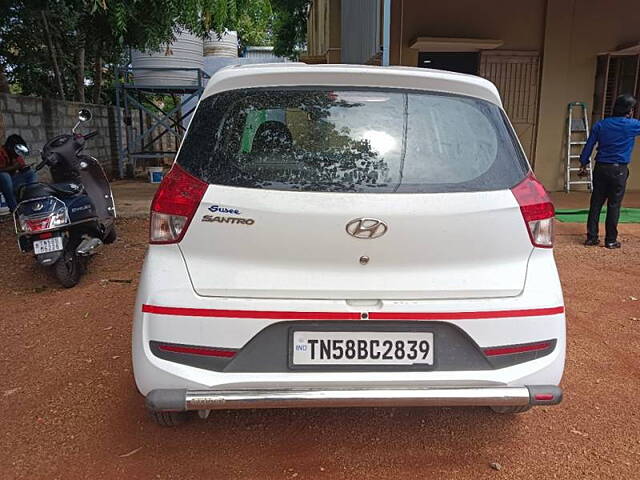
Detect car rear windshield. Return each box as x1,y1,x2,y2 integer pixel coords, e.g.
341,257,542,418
177,88,529,193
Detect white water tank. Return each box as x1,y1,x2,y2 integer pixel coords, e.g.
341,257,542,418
204,30,238,58
131,30,204,86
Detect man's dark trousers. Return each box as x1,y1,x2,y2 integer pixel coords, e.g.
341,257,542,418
587,163,629,243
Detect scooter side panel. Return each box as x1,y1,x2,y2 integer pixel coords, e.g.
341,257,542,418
79,156,116,222
64,195,96,223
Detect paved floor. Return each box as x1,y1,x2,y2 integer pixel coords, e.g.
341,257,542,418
110,180,159,218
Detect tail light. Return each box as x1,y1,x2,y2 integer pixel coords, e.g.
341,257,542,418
17,207,69,233
24,217,53,232
150,164,207,244
511,172,554,248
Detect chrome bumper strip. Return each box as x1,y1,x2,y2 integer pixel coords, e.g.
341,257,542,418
146,386,562,412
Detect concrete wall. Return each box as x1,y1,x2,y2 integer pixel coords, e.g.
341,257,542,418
0,94,119,178
536,0,640,191
341,0,380,64
390,0,546,67
304,0,640,191
0,93,175,180
388,0,640,191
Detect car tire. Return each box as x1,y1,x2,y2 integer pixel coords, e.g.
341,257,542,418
150,410,188,427
490,405,532,414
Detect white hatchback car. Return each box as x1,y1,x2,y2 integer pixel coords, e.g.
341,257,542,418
133,64,565,426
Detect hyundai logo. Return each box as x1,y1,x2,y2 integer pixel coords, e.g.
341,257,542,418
346,218,388,239
32,202,44,212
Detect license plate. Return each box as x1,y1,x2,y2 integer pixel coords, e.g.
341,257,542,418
33,236,63,254
292,331,434,366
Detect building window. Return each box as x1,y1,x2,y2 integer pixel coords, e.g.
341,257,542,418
417,52,480,75
593,52,640,122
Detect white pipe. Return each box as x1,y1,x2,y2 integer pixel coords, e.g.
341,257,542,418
382,0,391,66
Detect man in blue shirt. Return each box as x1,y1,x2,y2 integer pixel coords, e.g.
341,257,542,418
579,94,639,248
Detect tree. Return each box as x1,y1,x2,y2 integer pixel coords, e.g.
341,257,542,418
1,1,114,101
0,0,254,102
0,69,9,94
92,0,251,50
0,0,299,102
40,8,67,100
236,0,274,48
271,0,311,59
1,2,75,100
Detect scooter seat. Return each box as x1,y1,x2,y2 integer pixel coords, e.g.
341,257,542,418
18,182,84,201
50,182,84,196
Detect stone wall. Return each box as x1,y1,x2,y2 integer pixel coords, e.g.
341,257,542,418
0,93,120,179
1,93,191,182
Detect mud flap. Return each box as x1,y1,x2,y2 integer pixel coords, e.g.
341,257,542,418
36,250,64,266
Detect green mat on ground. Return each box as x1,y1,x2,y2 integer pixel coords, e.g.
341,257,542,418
555,208,640,223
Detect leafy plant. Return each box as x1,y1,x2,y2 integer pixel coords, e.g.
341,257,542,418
0,0,263,102
0,0,312,101
271,0,311,59
236,0,274,48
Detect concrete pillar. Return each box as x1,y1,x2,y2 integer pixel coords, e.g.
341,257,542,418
532,0,575,191
327,0,342,63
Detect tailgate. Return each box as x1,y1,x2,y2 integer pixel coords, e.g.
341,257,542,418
178,186,532,300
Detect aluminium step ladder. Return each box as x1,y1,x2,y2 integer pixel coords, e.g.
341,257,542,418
565,102,593,192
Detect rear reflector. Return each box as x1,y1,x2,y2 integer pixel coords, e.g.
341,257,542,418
484,341,552,357
534,393,554,401
149,164,207,244
528,385,563,405
511,172,555,248
158,343,236,358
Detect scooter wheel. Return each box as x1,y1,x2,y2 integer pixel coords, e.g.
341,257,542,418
103,226,117,244
54,249,81,288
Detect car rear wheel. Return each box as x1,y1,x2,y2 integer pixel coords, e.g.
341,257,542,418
490,405,532,414
150,410,189,427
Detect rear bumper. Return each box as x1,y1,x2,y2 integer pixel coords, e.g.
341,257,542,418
133,245,566,399
146,385,562,412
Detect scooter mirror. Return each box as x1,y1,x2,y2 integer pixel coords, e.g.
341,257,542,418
78,109,92,122
14,144,30,156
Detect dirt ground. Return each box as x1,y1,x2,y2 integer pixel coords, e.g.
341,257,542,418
109,181,159,217
1,214,639,479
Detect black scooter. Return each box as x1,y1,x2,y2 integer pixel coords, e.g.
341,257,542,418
13,109,117,287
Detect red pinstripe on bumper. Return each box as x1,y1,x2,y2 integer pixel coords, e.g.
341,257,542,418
142,304,564,321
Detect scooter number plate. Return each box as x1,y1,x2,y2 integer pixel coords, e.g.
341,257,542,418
33,237,63,254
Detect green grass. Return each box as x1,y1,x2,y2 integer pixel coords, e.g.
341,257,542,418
555,208,640,223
